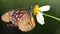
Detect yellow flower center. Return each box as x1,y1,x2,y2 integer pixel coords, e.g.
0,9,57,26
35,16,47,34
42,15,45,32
33,5,39,15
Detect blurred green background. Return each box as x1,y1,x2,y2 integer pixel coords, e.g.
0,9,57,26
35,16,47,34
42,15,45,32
0,0,60,34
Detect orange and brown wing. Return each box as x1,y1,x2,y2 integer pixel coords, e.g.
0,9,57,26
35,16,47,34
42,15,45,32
1,11,11,22
18,12,35,32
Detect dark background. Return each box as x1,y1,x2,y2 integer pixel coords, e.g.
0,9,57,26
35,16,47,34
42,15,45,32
0,0,60,34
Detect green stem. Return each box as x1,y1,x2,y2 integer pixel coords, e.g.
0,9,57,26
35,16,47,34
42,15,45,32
43,13,60,21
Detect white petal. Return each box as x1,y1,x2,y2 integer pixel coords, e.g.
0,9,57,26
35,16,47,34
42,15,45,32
39,5,50,12
36,12,45,25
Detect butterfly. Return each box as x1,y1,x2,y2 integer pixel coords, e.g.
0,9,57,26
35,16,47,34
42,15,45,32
1,5,50,32
1,8,35,32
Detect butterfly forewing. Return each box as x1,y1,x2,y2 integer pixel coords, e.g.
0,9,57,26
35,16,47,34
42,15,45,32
18,11,35,32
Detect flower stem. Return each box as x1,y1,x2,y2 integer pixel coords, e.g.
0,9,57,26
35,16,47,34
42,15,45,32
43,13,60,21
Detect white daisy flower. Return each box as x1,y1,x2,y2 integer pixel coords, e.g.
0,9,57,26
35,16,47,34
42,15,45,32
33,5,50,25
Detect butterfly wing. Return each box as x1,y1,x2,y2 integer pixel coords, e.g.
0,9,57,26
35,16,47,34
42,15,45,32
1,11,11,22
